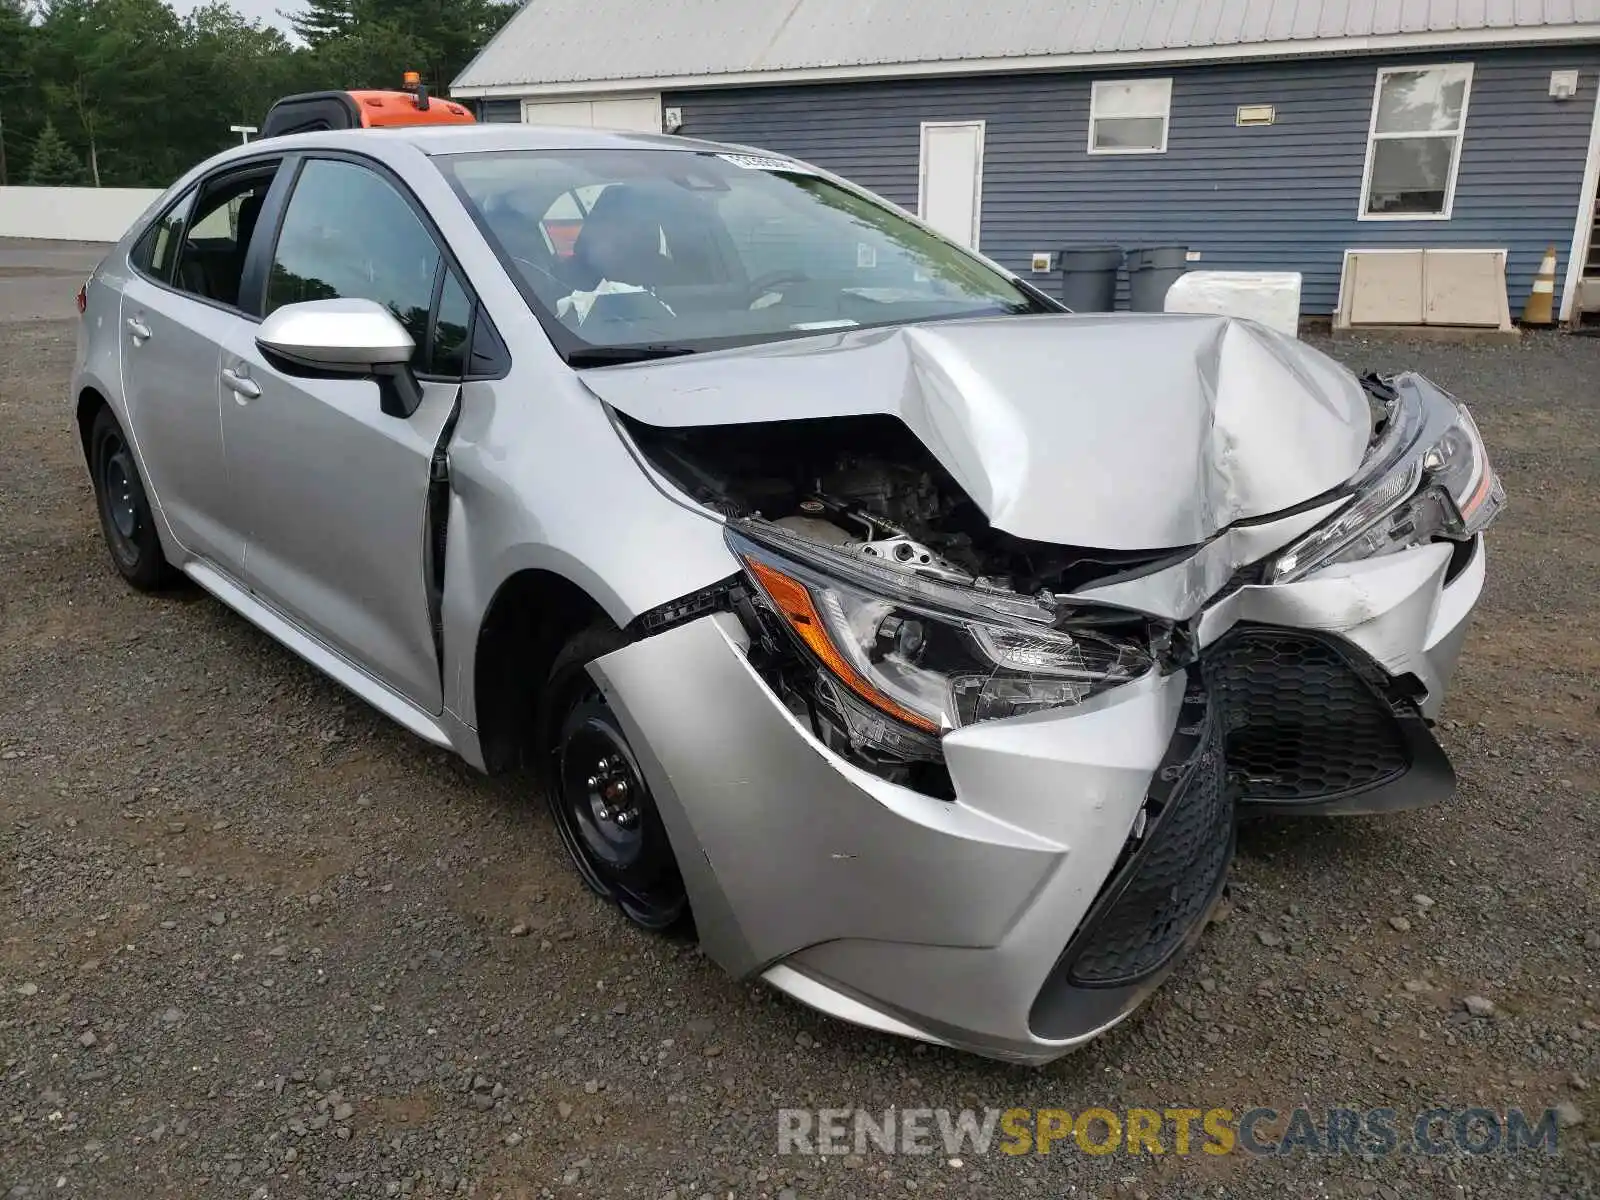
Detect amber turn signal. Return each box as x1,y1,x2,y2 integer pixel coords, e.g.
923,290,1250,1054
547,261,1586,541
743,556,940,735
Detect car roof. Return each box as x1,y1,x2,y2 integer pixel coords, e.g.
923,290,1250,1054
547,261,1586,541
258,123,748,158
146,123,809,226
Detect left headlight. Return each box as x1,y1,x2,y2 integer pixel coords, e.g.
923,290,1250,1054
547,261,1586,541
1267,374,1505,583
728,524,1152,752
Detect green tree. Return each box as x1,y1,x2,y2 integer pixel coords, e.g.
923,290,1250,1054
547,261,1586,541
297,18,431,94
33,0,184,185
25,117,87,184
293,0,519,94
288,0,355,47
6,0,519,188
174,3,312,164
0,0,38,185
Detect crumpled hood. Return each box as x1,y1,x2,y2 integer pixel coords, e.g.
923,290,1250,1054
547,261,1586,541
583,312,1372,550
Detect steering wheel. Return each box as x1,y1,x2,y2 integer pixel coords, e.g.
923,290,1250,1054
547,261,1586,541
744,269,811,306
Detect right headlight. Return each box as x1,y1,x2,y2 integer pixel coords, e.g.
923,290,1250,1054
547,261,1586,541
1267,374,1505,584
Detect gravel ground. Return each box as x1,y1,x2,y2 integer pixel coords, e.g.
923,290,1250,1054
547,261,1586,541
2,250,1598,1198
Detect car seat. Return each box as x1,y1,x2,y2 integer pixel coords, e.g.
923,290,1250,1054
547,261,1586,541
227,191,266,306
570,186,676,292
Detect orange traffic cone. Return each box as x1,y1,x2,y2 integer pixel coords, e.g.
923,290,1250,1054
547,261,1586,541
1522,244,1557,326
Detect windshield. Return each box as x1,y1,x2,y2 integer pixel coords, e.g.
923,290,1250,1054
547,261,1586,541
437,148,1053,362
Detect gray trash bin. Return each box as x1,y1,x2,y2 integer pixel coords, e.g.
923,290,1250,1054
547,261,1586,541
1126,246,1189,312
1058,247,1122,312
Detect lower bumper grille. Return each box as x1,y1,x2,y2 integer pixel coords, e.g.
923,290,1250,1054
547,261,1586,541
1031,627,1452,1039
1064,683,1234,989
1031,675,1236,1037
1207,627,1410,803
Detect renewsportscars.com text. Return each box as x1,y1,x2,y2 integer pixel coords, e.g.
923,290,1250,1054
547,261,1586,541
777,1106,1563,1158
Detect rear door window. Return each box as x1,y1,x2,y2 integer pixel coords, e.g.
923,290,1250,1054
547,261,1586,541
170,166,280,310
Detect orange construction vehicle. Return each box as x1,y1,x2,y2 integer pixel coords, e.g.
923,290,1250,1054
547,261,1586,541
261,71,475,138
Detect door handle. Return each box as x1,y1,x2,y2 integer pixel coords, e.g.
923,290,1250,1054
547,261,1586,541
125,317,151,342
222,367,261,400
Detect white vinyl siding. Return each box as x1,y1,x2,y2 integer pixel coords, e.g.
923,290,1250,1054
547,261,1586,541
1087,78,1171,154
1358,63,1474,220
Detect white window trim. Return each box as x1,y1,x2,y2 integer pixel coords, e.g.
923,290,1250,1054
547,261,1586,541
1560,71,1600,322
917,120,986,250
1087,77,1172,155
1357,63,1474,222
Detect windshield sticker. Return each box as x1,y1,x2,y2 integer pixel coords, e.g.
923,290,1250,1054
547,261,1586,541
856,244,877,269
716,153,820,176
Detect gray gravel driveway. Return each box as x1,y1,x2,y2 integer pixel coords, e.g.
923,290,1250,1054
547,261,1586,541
2,250,1597,1198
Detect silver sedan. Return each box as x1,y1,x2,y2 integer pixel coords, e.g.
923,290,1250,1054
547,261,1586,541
71,124,1502,1063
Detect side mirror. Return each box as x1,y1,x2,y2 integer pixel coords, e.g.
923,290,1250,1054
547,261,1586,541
256,298,423,418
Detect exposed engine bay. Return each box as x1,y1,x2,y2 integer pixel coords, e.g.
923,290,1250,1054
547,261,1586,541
621,413,1187,596
598,349,1503,887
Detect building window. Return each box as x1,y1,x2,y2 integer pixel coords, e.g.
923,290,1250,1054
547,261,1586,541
1360,63,1473,220
1088,78,1172,154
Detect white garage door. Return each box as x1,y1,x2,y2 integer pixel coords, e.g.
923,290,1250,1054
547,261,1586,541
521,96,661,133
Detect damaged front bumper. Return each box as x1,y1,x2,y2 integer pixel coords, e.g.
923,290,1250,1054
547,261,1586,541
1199,532,1482,815
587,534,1484,1064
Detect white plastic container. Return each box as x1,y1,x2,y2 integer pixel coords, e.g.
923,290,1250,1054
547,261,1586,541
1164,270,1303,338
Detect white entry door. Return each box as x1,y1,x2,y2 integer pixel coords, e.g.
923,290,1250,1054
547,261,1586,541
521,95,662,133
918,121,985,250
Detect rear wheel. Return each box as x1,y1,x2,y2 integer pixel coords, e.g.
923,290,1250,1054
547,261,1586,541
538,624,689,932
89,406,174,591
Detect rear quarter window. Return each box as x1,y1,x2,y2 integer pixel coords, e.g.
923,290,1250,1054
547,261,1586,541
131,190,195,283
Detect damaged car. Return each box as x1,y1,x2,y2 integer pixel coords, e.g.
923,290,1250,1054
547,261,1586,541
72,124,1503,1063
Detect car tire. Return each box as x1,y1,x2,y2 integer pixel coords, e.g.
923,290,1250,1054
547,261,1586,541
538,623,690,933
89,406,175,592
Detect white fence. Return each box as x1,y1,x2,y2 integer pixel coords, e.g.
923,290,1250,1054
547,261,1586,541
0,186,163,243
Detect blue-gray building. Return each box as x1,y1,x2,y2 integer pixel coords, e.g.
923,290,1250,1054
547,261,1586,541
452,0,1600,323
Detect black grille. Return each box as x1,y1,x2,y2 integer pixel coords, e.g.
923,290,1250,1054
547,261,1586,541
1066,699,1234,987
1207,627,1409,802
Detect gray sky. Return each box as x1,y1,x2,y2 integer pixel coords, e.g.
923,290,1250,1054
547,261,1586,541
169,0,303,32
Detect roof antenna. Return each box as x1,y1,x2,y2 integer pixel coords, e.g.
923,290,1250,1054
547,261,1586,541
403,70,431,111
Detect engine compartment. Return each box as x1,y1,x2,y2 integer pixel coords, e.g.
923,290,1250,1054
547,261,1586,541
619,412,1192,796
622,414,1186,595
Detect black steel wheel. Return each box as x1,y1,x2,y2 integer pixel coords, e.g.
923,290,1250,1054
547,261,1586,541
89,406,173,591
540,625,688,932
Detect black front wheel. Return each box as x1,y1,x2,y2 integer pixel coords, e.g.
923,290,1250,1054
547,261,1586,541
538,625,689,932
89,406,174,591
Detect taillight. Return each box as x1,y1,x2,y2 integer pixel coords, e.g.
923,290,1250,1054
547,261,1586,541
76,280,88,316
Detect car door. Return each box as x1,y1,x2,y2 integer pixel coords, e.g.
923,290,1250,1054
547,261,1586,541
215,154,470,713
117,161,281,580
